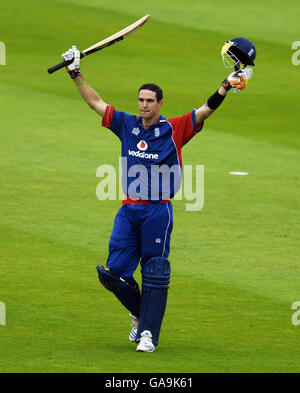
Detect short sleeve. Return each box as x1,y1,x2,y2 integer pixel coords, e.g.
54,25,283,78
101,105,128,140
168,109,203,149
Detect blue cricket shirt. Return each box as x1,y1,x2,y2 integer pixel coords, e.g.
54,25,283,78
102,105,203,202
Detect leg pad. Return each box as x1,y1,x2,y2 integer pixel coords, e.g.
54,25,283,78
96,264,141,318
136,257,170,346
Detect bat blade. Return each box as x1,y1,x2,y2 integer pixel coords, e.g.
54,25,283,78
47,14,150,74
82,14,150,56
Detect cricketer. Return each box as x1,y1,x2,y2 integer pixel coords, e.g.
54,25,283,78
61,37,256,352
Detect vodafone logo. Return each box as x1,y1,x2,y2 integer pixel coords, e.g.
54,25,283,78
128,139,158,160
137,140,148,151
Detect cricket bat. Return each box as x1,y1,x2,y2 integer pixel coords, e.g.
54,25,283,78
47,14,150,74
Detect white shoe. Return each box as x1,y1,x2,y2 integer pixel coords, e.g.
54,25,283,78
129,313,139,342
136,330,155,352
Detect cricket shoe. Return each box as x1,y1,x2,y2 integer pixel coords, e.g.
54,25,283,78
136,330,155,352
129,313,139,342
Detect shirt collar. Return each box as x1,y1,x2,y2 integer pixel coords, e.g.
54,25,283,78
136,115,166,129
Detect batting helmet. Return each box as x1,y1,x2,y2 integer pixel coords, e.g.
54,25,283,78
221,37,256,71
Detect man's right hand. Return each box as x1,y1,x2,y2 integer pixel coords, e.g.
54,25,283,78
62,45,81,79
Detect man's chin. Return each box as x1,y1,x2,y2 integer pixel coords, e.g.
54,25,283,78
141,113,152,119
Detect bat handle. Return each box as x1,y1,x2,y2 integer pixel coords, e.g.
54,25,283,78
47,52,84,74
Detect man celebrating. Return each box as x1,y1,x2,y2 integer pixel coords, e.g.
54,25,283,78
61,37,255,352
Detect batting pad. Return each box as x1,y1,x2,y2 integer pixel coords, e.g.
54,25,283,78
96,264,141,318
136,257,170,346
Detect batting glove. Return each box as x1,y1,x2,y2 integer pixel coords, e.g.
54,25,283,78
62,45,81,79
224,68,253,92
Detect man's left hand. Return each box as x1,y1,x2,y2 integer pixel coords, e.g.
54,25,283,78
227,68,253,92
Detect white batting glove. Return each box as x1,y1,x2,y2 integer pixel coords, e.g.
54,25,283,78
228,68,253,92
62,45,81,79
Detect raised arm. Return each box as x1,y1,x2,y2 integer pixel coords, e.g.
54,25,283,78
62,45,107,117
195,86,227,126
194,68,253,128
73,74,107,117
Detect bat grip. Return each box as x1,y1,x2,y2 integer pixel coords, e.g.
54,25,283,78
47,52,84,74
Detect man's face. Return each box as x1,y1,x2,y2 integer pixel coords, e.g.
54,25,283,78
138,89,163,121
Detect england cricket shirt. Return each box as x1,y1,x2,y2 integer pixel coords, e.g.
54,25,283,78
101,105,203,202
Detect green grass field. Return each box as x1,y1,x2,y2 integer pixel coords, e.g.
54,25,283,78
1,0,300,373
